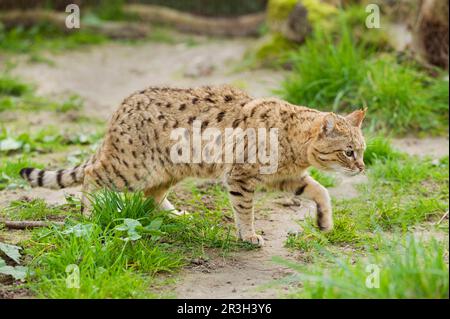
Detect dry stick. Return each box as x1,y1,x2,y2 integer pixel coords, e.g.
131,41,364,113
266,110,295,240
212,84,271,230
436,211,449,225
0,219,64,230
123,4,265,37
0,10,150,39
0,6,265,39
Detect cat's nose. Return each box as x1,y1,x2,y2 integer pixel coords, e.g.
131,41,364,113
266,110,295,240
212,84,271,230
356,162,365,173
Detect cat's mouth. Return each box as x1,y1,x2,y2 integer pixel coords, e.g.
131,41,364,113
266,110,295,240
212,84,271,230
331,165,363,176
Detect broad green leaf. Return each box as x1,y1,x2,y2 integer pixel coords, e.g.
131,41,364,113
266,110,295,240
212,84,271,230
62,223,94,238
115,219,142,242
0,138,22,151
0,265,28,281
0,242,22,264
146,218,163,231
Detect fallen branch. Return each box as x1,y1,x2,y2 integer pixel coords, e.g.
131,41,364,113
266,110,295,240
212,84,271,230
0,219,64,230
124,4,265,37
0,9,150,39
436,211,449,225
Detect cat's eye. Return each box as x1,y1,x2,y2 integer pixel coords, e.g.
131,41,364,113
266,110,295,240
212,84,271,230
345,150,354,157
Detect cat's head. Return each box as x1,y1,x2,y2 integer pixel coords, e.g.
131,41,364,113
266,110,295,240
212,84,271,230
307,109,366,175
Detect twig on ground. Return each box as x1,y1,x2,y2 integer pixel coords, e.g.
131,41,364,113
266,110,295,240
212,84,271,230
0,219,64,230
436,211,449,225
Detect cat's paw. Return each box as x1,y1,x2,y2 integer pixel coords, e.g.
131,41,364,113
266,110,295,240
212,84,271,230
170,210,189,216
241,233,265,247
318,218,333,232
317,204,333,232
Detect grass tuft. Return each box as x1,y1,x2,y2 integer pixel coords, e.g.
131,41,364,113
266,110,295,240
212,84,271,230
0,76,31,96
279,22,449,134
0,24,107,54
309,167,336,188
364,135,402,166
0,157,43,190
23,187,247,298
280,25,366,110
279,236,449,298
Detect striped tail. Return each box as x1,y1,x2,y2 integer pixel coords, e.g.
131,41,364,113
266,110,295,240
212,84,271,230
20,161,89,189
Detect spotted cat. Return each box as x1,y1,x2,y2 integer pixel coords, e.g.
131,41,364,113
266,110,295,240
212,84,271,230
20,85,366,246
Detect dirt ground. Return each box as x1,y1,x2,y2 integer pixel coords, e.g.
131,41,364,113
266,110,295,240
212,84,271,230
2,37,449,298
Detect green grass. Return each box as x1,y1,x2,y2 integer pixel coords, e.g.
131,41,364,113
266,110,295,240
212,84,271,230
363,134,402,166
0,85,84,114
336,4,390,51
369,155,448,191
0,76,31,96
1,198,77,221
0,73,84,114
0,129,101,190
279,22,449,134
278,236,448,298
0,127,102,155
359,56,449,134
90,190,160,229
93,0,126,21
355,154,447,231
308,167,336,188
2,136,447,298
286,138,448,249
280,25,366,110
0,24,107,55
0,157,43,190
285,208,371,252
283,138,448,298
24,191,181,298
0,93,83,113
20,187,249,298
27,222,181,298
169,182,253,253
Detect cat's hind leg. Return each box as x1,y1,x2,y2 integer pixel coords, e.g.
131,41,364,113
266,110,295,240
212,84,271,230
80,163,110,217
144,184,187,215
226,175,263,246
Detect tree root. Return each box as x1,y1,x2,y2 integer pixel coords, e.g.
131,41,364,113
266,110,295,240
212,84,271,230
0,9,150,40
123,4,265,37
0,219,64,229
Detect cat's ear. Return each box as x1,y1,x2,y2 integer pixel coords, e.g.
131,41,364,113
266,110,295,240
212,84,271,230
322,113,336,135
346,108,366,128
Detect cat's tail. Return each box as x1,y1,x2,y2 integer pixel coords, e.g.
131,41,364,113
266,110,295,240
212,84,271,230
20,158,92,189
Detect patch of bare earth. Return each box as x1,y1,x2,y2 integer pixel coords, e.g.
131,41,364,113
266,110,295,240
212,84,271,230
392,136,449,159
10,38,286,120
172,188,319,299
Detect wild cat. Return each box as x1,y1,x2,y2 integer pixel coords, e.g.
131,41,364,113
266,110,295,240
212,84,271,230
20,85,366,246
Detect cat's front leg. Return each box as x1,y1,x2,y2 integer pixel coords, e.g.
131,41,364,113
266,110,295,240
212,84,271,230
297,175,333,231
271,174,333,231
226,177,264,246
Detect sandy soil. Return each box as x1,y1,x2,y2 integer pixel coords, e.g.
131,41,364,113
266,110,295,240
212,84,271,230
2,37,449,298
392,137,449,159
11,38,285,120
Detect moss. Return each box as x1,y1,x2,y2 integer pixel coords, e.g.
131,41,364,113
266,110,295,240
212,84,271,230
263,0,338,68
267,0,337,26
267,0,298,23
253,33,297,66
338,5,391,51
302,0,337,26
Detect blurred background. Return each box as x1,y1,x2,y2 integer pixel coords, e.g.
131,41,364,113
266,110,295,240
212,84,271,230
0,0,448,132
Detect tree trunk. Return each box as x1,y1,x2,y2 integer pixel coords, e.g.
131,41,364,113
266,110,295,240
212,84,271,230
413,0,449,70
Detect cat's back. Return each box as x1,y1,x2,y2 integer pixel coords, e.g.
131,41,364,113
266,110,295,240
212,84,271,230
125,85,249,112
